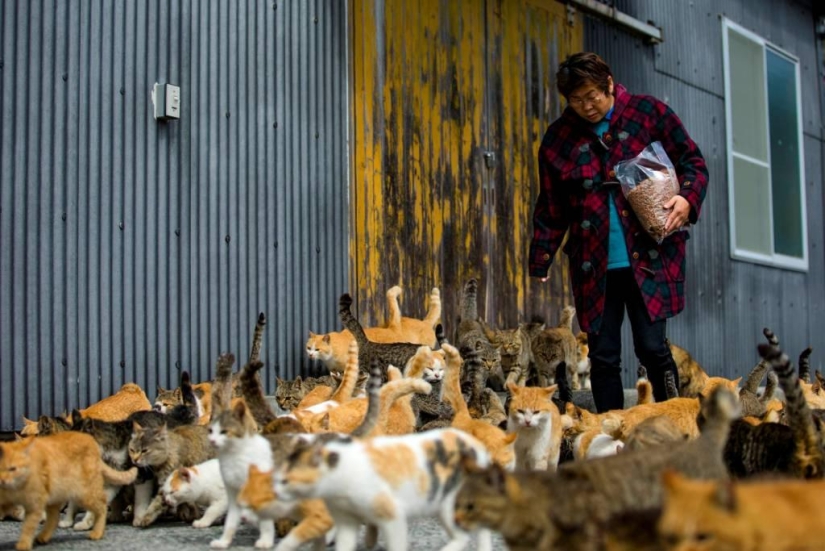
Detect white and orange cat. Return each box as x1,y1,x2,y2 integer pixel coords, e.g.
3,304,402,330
0,433,137,551
506,382,563,471
306,286,441,372
160,459,228,528
274,428,493,551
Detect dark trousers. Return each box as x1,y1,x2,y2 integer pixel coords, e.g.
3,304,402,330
587,268,680,413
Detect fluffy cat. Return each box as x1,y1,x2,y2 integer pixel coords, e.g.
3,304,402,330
480,318,545,388
306,286,441,372
443,342,517,469
507,382,563,471
237,464,333,551
160,459,228,528
659,470,825,551
274,428,493,551
530,306,579,389
668,340,709,398
0,433,137,551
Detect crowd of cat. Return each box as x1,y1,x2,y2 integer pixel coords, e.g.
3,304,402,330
1,280,825,550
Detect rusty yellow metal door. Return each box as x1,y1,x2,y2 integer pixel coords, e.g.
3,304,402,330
350,0,582,329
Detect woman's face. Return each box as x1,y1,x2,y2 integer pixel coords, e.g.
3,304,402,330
567,76,615,123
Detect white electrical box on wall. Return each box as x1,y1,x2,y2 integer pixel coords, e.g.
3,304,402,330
152,83,181,121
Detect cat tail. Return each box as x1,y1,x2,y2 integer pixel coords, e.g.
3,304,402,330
249,312,267,363
760,341,823,477
435,323,448,347
601,416,623,440
210,353,236,421
442,342,471,421
557,305,576,330
664,370,680,399
760,370,778,403
554,362,573,405
338,293,371,350
165,371,199,426
460,279,479,322
385,286,403,330
365,366,432,438
477,318,498,343
798,346,813,383
240,360,277,427
329,341,359,404
351,361,383,437
423,287,442,327
636,366,653,405
101,464,139,486
742,329,776,394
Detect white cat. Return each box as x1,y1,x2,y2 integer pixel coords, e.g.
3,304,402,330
161,459,228,528
274,428,493,551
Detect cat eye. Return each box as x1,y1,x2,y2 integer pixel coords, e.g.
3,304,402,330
220,429,227,435
7,467,16,472
517,409,526,415
695,533,711,542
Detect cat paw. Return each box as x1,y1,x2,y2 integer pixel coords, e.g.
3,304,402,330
34,534,52,545
132,516,153,528
210,540,231,549
58,518,74,529
15,541,33,551
254,537,275,549
192,518,212,528
73,518,94,531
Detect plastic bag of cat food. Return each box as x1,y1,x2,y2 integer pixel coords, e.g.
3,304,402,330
613,141,680,243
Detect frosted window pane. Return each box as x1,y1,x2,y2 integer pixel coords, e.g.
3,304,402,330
733,156,772,255
766,50,804,259
729,30,768,161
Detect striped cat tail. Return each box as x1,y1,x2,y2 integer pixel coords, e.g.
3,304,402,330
338,293,371,349
442,342,471,420
799,346,813,383
351,361,383,437
557,305,576,330
665,369,680,399
743,328,779,394
423,287,442,327
210,353,236,421
240,360,277,427
248,312,267,363
329,341,359,404
460,279,479,322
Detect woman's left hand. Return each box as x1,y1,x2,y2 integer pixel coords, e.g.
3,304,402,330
663,195,690,233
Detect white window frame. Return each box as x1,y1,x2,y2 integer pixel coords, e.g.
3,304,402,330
722,17,808,272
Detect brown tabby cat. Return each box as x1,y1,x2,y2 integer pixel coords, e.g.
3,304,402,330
659,470,825,550
275,371,369,412
479,318,545,387
0,433,138,550
443,342,517,469
455,278,502,409
128,422,214,527
531,306,579,389
668,339,709,398
306,286,441,372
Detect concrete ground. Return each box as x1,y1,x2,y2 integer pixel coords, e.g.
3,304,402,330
0,518,507,550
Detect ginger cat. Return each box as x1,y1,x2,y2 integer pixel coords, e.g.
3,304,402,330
442,342,517,469
306,286,441,372
659,470,825,551
506,382,563,471
669,340,710,398
237,465,334,551
0,433,138,551
21,383,151,435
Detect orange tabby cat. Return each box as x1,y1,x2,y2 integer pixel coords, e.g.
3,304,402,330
507,383,563,471
237,464,334,551
306,286,441,372
659,470,825,550
442,343,517,469
0,433,138,550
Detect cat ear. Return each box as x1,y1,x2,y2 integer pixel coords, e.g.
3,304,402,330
319,413,330,431
731,377,742,389
387,366,402,381
295,376,303,384
156,385,165,395
483,464,508,493
506,382,520,396
323,334,331,344
71,409,83,426
132,420,143,433
179,468,192,482
713,479,737,512
232,400,249,419
13,432,23,442
543,384,559,398
309,331,317,338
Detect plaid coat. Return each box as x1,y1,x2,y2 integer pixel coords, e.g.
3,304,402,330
528,84,708,334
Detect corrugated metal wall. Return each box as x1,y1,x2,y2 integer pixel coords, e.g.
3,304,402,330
349,0,582,332
0,0,349,431
583,0,825,385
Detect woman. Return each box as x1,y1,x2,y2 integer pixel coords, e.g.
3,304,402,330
528,52,708,412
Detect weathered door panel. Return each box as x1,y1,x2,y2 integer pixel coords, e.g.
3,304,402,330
351,0,582,330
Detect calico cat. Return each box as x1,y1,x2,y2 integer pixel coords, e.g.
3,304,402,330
574,332,591,390
0,432,138,551
128,420,214,527
507,382,563,471
719,340,825,479
237,465,333,551
274,428,493,551
479,318,545,388
338,293,424,378
307,286,441,372
455,385,738,551
659,470,825,550
531,306,579,389
160,459,228,528
443,342,517,469
455,279,502,404
668,340,709,398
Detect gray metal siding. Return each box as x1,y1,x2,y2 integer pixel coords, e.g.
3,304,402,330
584,0,825,386
0,0,349,431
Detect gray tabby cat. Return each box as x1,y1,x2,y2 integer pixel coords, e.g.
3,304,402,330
455,279,501,414
737,327,779,417
479,317,545,387
274,371,369,412
530,306,579,388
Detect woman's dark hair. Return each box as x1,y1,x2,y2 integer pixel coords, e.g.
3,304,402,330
556,52,613,98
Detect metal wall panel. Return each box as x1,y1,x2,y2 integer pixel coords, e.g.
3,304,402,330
584,0,825,386
0,0,349,431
